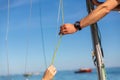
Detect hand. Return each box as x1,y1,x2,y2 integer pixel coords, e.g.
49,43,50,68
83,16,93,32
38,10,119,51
59,23,78,35
42,65,57,80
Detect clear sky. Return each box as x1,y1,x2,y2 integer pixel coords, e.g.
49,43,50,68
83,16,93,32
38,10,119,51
0,0,120,75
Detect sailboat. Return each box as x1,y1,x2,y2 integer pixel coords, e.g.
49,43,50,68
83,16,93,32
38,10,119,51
23,72,32,78
75,68,92,73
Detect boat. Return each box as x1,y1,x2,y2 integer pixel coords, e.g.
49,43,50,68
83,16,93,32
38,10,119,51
75,68,92,73
23,73,32,77
33,72,40,76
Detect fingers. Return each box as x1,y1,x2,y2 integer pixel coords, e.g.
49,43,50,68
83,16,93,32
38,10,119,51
59,29,67,35
59,31,67,35
59,25,67,35
60,25,66,29
42,65,57,80
47,65,57,76
59,23,77,35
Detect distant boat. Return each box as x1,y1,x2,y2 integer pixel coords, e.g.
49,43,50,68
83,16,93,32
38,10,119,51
23,73,32,77
75,68,92,73
33,72,40,76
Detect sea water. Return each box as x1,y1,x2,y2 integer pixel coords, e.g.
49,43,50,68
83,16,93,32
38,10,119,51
0,67,120,80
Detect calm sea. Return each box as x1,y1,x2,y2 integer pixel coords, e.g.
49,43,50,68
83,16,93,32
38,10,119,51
0,67,120,80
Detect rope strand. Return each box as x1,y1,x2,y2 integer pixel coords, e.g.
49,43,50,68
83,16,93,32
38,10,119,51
61,0,64,24
51,35,62,65
40,2,48,68
51,0,64,65
56,0,61,37
6,0,10,79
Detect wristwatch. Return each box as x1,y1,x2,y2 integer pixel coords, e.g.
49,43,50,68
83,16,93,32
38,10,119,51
74,21,82,30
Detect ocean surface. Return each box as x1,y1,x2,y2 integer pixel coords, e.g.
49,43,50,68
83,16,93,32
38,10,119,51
0,67,120,80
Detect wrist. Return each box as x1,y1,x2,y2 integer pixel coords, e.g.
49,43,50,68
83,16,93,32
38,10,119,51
74,21,82,31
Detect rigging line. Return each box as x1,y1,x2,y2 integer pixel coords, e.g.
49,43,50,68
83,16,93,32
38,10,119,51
40,2,48,69
61,0,64,24
56,0,64,36
56,0,61,37
57,0,61,23
51,0,64,65
51,35,62,65
24,0,32,74
96,26,104,57
6,0,10,79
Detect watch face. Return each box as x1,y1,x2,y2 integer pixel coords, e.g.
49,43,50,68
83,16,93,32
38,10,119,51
74,21,81,30
76,22,80,26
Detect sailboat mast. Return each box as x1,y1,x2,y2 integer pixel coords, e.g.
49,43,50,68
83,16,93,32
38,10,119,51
86,0,107,80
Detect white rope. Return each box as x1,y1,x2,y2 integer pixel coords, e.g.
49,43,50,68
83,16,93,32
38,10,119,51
60,0,64,24
6,0,10,41
57,0,61,23
56,0,61,37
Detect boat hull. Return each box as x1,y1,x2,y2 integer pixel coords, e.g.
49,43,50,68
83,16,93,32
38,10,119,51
75,68,92,73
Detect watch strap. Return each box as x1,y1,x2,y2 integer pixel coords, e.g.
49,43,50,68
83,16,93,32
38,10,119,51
74,21,82,30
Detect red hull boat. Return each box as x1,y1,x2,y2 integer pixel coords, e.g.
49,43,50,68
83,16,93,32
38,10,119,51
75,68,92,73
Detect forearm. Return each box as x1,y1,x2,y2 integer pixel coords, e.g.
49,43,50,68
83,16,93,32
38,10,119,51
80,0,119,28
80,4,109,28
92,0,120,11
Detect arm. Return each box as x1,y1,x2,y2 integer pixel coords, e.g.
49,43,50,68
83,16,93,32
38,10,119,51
92,0,120,11
81,0,119,28
59,0,120,35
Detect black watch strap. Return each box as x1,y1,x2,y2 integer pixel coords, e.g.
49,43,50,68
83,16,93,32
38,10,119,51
74,21,82,30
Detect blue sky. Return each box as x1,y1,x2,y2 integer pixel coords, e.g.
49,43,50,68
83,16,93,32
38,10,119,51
0,0,120,75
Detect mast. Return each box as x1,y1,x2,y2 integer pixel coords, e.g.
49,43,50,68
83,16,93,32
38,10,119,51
86,0,107,80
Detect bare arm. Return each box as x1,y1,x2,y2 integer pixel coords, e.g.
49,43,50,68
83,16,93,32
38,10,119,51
80,0,120,28
59,0,120,35
92,0,120,11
